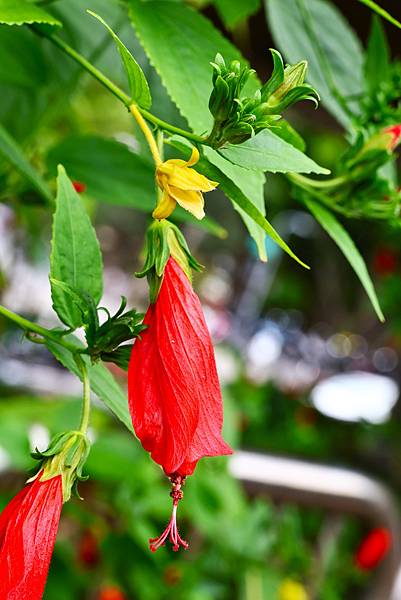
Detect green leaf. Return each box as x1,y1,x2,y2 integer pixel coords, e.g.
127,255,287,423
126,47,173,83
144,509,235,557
219,130,329,174
213,0,261,29
304,198,384,322
358,0,401,30
46,135,226,238
185,144,308,267
87,10,151,109
0,123,52,201
0,0,61,26
205,147,267,261
271,119,306,152
50,165,103,328
365,16,390,92
128,0,259,134
45,339,133,433
266,0,364,128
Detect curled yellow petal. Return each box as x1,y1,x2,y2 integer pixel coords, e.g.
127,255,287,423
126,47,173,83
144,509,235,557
168,186,205,220
163,164,218,192
152,190,176,220
186,146,200,167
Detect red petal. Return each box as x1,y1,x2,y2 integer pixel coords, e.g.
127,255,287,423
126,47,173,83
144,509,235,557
128,258,232,475
0,475,63,600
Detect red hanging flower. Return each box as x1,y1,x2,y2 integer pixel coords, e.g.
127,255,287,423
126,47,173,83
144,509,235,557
128,256,232,550
355,527,392,570
0,473,63,599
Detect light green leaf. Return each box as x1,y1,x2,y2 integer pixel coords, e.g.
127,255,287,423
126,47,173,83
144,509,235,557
365,16,390,92
0,0,61,26
128,0,259,134
0,123,52,201
47,135,226,238
50,165,103,328
206,147,267,261
213,0,261,29
45,339,133,433
304,198,384,322
219,129,329,174
87,10,151,109
189,145,307,267
358,0,401,30
266,0,364,128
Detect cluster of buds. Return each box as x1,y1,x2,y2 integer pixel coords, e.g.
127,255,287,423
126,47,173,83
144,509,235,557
207,49,319,148
332,124,401,221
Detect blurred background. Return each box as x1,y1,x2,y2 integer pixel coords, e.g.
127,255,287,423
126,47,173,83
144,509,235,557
1,0,401,598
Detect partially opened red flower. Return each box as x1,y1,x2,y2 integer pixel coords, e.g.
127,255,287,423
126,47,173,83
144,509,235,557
128,256,232,550
0,473,63,600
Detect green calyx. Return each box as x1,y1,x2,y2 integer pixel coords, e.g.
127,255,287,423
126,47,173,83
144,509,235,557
49,279,145,369
31,430,90,503
206,49,319,149
136,219,203,303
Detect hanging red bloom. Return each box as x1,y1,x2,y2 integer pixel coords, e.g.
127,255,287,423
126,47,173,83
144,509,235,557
0,473,63,600
355,527,392,570
128,256,232,550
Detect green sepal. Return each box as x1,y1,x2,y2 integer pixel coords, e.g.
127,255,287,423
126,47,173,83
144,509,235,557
31,430,90,503
137,219,203,303
49,279,145,362
260,49,285,101
100,344,134,371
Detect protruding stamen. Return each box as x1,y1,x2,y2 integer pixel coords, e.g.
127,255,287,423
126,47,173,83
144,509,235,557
149,475,188,552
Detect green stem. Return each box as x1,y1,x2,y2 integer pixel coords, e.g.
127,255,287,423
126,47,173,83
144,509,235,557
75,355,91,433
289,173,347,189
0,304,86,354
32,27,206,145
287,173,350,216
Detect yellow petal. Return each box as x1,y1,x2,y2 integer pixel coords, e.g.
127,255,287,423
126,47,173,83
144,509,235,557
165,164,218,192
169,186,205,220
152,190,176,220
186,146,200,167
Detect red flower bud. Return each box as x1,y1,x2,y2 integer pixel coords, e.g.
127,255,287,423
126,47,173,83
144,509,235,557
78,528,101,569
0,473,62,599
373,247,397,276
98,585,127,600
128,257,232,550
72,180,87,193
384,124,401,151
355,527,391,570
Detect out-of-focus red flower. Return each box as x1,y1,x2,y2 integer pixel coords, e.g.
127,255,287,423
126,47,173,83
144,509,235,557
98,585,127,600
72,180,87,193
384,124,401,151
0,473,63,599
373,247,397,275
78,528,101,569
355,527,392,570
128,257,232,551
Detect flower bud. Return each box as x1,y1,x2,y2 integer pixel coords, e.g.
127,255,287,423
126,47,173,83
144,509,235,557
267,60,308,107
355,527,391,570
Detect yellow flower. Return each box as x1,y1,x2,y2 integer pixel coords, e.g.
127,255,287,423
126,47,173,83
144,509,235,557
278,579,309,600
153,147,218,220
